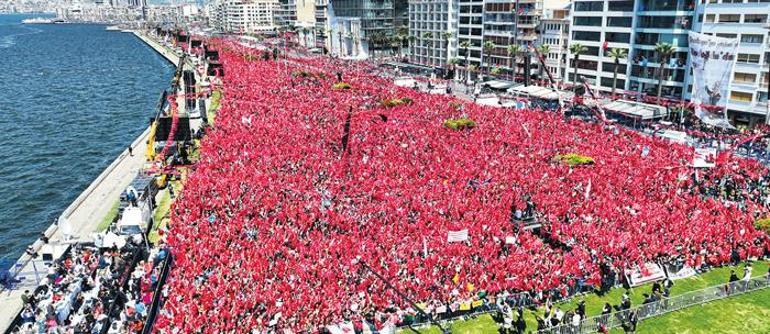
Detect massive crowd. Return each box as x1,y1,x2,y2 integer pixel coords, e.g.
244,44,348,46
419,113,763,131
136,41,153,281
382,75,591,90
155,42,770,333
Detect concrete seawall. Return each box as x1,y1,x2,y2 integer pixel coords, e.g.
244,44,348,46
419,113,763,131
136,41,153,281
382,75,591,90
0,30,180,334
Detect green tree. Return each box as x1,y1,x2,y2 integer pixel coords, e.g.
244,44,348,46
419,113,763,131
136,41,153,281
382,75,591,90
507,44,521,80
482,40,496,72
607,48,628,96
460,40,472,83
536,44,551,82
423,32,434,65
569,43,588,92
443,32,454,63
408,35,417,56
654,42,675,100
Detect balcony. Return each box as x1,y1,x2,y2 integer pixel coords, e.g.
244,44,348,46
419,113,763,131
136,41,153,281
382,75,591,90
518,33,537,41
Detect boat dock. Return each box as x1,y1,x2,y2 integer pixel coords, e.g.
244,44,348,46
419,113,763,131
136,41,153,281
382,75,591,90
0,31,191,333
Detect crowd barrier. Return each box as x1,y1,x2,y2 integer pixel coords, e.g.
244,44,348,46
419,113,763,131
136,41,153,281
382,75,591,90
539,274,770,334
141,253,173,334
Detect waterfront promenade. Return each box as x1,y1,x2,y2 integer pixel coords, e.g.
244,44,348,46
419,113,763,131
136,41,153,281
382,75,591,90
0,30,183,333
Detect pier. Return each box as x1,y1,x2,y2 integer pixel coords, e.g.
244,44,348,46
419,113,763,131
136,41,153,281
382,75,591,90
0,30,191,333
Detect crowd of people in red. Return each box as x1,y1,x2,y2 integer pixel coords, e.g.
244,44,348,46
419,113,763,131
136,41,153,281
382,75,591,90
154,42,770,333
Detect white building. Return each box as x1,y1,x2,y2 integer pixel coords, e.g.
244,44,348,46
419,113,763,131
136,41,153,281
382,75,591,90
694,0,770,127
538,4,569,83
565,0,635,93
408,0,458,68
212,0,280,33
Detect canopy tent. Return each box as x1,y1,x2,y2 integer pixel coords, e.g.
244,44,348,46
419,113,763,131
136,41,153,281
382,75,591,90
508,85,574,101
394,76,417,87
602,100,669,121
482,80,515,90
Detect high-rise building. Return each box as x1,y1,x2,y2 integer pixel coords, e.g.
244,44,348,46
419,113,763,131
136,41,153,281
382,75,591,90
331,0,395,37
693,0,770,127
565,0,769,126
454,0,543,80
408,0,458,67
274,0,297,26
538,3,569,83
212,0,280,33
566,0,636,93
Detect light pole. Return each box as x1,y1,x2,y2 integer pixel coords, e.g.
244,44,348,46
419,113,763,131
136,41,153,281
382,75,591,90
354,257,451,334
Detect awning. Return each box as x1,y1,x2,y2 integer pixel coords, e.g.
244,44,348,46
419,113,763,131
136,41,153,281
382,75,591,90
483,80,515,90
602,100,669,120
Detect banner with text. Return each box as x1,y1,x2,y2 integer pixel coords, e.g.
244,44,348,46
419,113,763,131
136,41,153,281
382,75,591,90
688,32,739,126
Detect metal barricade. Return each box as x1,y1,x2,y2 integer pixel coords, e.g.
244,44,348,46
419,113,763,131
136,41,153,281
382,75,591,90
539,275,770,334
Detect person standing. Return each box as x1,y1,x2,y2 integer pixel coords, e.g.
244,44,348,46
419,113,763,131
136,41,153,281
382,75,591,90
128,145,133,157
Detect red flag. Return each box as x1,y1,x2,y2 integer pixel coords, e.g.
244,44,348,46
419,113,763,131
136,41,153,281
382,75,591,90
602,41,609,50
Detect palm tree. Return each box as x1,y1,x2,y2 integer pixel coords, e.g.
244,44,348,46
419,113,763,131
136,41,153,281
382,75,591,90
460,40,472,83
607,48,628,96
300,27,309,47
407,35,417,58
507,44,521,81
654,42,675,100
569,43,588,92
442,32,454,63
423,32,433,65
482,40,495,73
536,44,551,83
448,57,460,80
491,66,503,76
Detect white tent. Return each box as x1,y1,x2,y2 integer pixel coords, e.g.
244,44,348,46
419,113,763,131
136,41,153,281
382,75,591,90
602,100,669,120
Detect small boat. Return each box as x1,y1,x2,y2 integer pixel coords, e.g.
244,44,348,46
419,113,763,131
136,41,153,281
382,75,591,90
22,17,54,24
22,18,67,24
106,25,121,31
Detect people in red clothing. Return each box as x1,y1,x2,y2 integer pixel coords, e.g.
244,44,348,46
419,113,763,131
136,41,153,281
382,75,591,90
154,40,770,333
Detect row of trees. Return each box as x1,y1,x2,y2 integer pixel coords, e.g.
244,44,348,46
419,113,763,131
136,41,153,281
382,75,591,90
569,42,676,99
283,22,679,100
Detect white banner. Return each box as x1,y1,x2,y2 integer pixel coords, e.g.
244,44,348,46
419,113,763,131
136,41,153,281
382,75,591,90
688,32,739,125
693,147,717,168
447,229,469,242
628,263,666,287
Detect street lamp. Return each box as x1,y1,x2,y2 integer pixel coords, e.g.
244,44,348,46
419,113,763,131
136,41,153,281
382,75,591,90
353,257,451,334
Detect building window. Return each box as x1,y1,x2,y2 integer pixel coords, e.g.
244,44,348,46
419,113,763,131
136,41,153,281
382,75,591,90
607,17,632,27
741,34,764,44
718,14,740,23
730,91,753,102
737,53,761,64
572,31,600,42
734,72,757,84
607,1,634,11
744,14,767,23
574,1,603,11
705,14,715,23
573,16,602,26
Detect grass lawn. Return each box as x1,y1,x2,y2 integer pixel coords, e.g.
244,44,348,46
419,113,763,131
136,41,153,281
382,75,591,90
148,180,182,244
611,287,770,334
96,200,120,232
399,261,770,334
207,90,222,125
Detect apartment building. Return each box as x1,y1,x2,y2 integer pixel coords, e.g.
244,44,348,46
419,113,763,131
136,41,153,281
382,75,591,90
538,4,569,82
565,0,636,93
481,0,543,77
212,0,280,33
274,0,297,26
693,0,770,127
408,0,458,67
457,0,483,69
331,0,396,37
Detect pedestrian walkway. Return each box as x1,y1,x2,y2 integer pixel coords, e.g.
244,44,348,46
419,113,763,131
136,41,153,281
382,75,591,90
0,129,150,332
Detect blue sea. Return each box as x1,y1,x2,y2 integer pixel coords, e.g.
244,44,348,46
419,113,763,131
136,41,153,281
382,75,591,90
0,14,175,262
